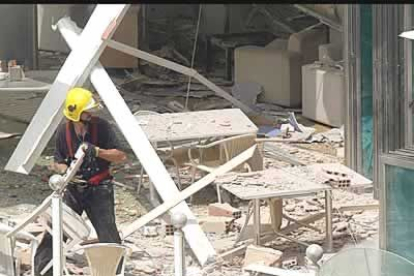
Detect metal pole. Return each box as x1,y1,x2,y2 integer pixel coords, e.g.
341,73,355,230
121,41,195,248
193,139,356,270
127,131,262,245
253,199,261,245
172,212,187,276
324,190,333,252
52,193,63,276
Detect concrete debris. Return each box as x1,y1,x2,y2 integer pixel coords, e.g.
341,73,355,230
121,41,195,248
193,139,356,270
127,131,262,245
208,203,242,219
310,126,345,144
9,65,25,82
131,259,158,274
142,225,159,237
231,82,263,107
282,257,298,269
200,216,234,235
243,245,283,267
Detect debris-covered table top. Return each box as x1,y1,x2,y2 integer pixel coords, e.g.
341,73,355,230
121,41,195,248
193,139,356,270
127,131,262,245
215,163,372,200
135,108,258,143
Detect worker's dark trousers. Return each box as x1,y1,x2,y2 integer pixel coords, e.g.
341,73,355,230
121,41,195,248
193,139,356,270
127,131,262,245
34,181,122,276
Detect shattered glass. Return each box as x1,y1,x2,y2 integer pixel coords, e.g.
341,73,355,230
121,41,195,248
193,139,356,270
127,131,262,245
360,4,374,180
319,248,414,276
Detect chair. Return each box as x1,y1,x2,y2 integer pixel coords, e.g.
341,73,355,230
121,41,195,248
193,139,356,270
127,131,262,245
80,243,128,276
38,203,91,275
234,28,328,107
134,110,184,196
0,220,38,276
185,133,258,202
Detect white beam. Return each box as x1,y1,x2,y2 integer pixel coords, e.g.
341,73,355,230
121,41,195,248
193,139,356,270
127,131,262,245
56,18,216,266
400,30,414,40
120,145,257,238
105,39,256,115
5,4,129,174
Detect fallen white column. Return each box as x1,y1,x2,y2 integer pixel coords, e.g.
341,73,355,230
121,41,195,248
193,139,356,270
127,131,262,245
5,4,129,174
57,17,216,266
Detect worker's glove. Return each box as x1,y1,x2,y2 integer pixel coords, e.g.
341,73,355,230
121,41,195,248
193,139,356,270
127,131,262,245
82,142,99,159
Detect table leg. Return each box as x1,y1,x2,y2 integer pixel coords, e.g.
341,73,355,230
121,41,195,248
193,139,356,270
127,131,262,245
234,201,253,245
206,37,212,74
325,190,333,252
225,48,232,81
253,199,261,245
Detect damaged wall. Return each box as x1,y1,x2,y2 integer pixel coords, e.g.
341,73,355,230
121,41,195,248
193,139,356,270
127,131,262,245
0,5,35,68
37,4,94,53
38,4,140,68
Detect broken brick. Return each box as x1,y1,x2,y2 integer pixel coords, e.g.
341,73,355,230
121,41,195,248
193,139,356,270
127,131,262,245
243,245,283,267
208,203,242,219
199,216,234,235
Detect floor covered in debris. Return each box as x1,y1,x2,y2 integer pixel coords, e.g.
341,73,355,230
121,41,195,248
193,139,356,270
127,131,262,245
0,108,378,276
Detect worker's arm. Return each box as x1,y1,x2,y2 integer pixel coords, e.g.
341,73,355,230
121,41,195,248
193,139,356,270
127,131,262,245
93,119,127,164
52,124,69,174
97,148,127,164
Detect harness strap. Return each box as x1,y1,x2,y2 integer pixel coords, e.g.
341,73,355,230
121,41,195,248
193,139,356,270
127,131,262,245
66,122,74,158
65,117,111,184
88,169,111,186
65,117,98,158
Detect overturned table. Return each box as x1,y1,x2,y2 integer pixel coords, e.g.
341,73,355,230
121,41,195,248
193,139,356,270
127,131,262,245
214,163,373,252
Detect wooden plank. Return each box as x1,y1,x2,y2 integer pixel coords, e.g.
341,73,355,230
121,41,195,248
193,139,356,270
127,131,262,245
105,39,256,116
338,204,379,212
218,243,251,261
57,17,215,266
120,145,257,238
5,4,129,174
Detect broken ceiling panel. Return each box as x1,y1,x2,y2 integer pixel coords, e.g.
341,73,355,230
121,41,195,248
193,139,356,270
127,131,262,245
293,4,343,31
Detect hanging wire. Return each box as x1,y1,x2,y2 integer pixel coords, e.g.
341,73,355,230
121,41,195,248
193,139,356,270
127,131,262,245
184,4,203,110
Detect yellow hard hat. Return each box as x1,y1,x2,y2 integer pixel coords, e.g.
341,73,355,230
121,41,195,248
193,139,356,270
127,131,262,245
63,87,99,122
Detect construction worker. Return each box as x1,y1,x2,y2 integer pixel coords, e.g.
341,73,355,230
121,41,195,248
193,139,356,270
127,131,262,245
34,87,127,276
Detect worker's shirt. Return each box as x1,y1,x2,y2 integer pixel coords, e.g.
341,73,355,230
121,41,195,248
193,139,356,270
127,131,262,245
54,117,121,181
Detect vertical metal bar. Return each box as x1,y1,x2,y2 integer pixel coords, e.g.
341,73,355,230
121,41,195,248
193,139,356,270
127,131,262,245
253,199,261,245
373,5,381,198
344,4,359,170
379,157,387,249
172,213,187,276
52,194,63,276
174,230,185,276
324,190,333,253
404,4,413,148
32,4,39,70
216,184,222,203
354,5,363,174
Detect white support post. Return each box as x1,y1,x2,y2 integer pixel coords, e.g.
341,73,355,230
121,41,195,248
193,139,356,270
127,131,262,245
5,4,129,174
56,17,216,266
52,194,63,276
172,213,187,276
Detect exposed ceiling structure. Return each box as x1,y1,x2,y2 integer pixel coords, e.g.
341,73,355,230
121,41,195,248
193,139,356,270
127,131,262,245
245,4,343,37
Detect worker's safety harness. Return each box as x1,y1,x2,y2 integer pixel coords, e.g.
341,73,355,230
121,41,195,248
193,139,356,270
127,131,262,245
65,118,111,185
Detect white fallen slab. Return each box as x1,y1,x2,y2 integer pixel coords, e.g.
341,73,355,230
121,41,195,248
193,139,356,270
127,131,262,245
5,4,129,174
56,17,216,265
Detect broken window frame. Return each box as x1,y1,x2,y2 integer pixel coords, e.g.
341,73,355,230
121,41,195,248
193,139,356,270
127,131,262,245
373,4,414,262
